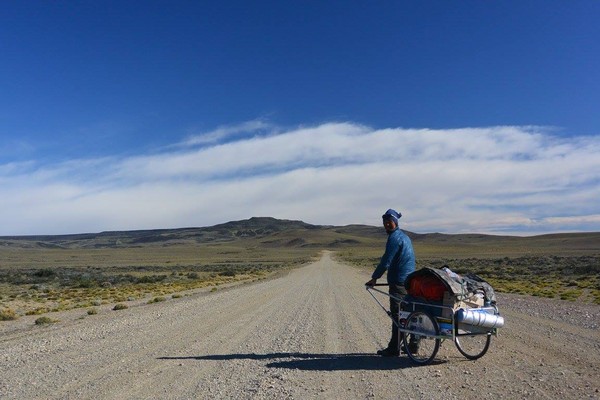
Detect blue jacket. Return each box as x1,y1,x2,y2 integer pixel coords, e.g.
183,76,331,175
371,228,415,285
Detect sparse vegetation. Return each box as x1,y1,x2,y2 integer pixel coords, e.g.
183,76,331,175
0,219,598,320
25,308,50,316
148,296,167,304
35,316,58,325
0,260,298,317
0,308,18,321
0,219,316,319
87,308,98,315
112,303,128,310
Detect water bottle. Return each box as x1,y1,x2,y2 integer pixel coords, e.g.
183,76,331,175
456,308,504,329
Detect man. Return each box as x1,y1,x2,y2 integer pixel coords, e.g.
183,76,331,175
365,209,417,356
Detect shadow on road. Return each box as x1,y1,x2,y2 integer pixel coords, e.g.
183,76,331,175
158,352,441,370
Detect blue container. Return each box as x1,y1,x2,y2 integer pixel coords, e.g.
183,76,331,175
438,322,453,336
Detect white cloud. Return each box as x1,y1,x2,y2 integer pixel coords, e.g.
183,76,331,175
178,119,275,147
0,121,599,235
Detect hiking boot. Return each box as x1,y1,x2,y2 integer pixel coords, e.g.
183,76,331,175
408,343,420,354
399,343,420,354
376,347,400,357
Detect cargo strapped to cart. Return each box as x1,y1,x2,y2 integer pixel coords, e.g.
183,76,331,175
404,267,497,306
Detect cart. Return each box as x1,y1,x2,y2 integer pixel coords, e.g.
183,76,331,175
366,267,504,365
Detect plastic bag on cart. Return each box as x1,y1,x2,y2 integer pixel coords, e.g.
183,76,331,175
461,271,496,305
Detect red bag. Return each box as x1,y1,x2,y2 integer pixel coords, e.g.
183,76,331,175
408,275,446,301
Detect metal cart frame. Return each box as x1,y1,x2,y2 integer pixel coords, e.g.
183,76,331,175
367,283,500,364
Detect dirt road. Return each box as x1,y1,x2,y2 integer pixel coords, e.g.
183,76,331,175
1,252,599,399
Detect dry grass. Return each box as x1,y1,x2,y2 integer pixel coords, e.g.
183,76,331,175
0,308,18,321
34,316,58,325
0,241,314,318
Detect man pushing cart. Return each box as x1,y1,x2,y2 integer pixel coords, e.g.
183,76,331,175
365,209,419,357
365,208,504,365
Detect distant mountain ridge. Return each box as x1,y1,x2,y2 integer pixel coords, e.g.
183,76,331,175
0,217,333,249
0,217,598,252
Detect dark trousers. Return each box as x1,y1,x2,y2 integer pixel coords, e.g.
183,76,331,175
388,284,407,351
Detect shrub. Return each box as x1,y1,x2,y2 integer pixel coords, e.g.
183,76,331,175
34,269,56,278
25,307,49,315
219,269,236,277
87,308,98,315
112,303,128,310
148,296,166,304
0,308,18,321
135,275,167,284
560,289,582,301
35,316,58,325
77,278,97,288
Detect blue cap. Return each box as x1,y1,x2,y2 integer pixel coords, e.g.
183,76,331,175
382,209,402,225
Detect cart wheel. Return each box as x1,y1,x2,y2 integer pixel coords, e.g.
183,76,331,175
403,311,440,365
454,329,491,360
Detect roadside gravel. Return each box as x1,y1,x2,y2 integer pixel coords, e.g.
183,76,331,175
499,292,600,330
1,251,598,399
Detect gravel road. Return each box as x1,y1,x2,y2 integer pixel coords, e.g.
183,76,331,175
1,251,599,399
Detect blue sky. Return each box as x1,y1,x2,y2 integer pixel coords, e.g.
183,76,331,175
1,1,599,235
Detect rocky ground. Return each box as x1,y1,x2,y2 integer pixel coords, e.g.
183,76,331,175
1,252,598,399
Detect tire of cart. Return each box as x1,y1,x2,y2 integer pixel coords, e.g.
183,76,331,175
402,311,441,365
454,325,492,360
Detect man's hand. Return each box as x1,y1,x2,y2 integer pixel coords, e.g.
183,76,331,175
365,278,377,287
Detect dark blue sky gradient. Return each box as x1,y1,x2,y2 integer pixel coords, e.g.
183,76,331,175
1,1,599,161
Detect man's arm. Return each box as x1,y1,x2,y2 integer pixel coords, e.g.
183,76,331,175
370,235,399,282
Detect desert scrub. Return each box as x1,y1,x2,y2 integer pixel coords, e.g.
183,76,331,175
35,316,58,325
25,307,50,315
0,308,19,321
112,303,128,310
148,296,167,304
0,260,281,316
560,289,583,301
87,308,98,315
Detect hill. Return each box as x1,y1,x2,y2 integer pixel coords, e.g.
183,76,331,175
1,217,598,258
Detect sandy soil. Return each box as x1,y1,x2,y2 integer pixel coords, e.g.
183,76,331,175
1,251,599,399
